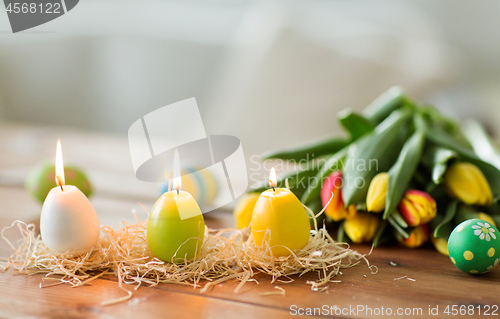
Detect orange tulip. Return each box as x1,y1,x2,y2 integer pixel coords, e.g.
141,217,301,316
398,190,437,227
399,224,429,248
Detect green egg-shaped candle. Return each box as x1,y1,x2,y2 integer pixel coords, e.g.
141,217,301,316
448,219,500,274
25,162,92,203
147,191,205,263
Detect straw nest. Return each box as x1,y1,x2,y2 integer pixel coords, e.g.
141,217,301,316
0,205,376,305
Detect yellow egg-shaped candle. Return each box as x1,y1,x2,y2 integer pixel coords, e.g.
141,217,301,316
251,168,311,257
147,190,205,263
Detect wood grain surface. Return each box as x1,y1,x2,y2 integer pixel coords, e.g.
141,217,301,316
0,122,499,319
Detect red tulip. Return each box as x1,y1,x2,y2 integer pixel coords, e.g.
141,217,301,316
321,171,357,221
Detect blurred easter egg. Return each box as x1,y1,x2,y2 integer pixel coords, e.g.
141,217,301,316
448,219,500,274
160,167,218,207
25,163,93,203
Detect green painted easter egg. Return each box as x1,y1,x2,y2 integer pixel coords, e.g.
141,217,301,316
448,219,500,275
25,163,93,203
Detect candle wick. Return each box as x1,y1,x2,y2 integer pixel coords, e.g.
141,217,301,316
57,176,64,192
269,179,275,192
176,188,179,195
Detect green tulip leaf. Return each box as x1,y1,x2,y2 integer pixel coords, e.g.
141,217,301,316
453,204,480,225
262,136,350,161
467,159,500,201
384,130,426,219
418,115,475,158
433,200,458,239
421,145,457,184
388,215,410,239
425,182,448,202
363,86,413,125
453,204,500,227
356,202,367,212
462,120,500,170
372,220,391,247
338,109,375,141
337,222,345,243
391,210,408,228
490,215,500,227
483,202,500,216
432,149,456,184
342,108,413,207
418,116,500,199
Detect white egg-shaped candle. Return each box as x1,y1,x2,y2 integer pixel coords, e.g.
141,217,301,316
40,139,100,256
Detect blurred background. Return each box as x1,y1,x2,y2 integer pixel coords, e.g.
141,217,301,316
1,0,500,155
1,0,500,220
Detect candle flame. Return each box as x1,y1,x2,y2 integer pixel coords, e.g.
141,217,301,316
172,149,181,191
55,139,65,187
164,170,171,191
269,167,277,188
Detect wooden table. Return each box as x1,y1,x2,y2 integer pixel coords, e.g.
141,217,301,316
0,122,499,319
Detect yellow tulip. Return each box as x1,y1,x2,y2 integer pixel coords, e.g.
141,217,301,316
431,236,449,256
444,162,492,206
233,192,260,229
366,172,389,213
398,190,437,226
398,224,429,248
343,212,380,244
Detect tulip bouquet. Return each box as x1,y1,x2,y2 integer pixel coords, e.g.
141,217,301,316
235,87,500,255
